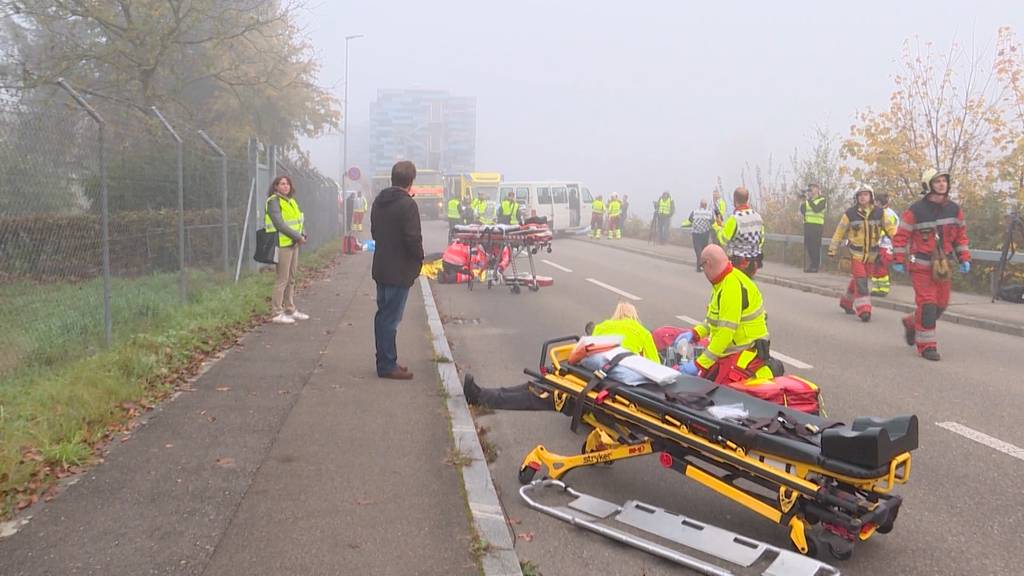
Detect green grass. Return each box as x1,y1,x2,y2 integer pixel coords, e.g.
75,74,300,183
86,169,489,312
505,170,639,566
0,240,341,517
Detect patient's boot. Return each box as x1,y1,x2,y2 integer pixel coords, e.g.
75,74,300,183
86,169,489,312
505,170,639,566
463,374,483,405
464,374,551,411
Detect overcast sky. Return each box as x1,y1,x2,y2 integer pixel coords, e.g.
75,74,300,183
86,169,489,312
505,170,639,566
299,1,1023,215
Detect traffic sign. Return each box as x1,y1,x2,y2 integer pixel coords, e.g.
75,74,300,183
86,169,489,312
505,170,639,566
347,167,361,181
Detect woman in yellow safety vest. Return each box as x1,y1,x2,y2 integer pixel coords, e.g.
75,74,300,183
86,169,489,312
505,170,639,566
265,176,308,325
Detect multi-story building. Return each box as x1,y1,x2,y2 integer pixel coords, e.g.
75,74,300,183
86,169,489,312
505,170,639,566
369,89,476,176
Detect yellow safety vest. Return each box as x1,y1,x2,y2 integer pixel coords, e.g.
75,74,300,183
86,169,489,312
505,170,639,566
803,197,825,225
608,200,621,217
692,268,768,370
354,197,367,213
265,194,304,248
592,200,605,215
501,200,519,224
658,197,673,215
447,198,461,220
591,318,659,362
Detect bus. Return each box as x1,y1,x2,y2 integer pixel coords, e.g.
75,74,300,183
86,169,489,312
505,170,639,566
498,181,593,234
410,169,445,219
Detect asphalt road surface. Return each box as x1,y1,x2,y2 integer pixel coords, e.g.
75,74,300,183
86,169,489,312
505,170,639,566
424,220,1023,576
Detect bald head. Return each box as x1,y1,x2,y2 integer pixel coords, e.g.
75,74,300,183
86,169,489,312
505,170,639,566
733,187,749,206
700,244,730,283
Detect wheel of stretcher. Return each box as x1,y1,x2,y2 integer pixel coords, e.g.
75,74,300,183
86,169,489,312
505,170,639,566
876,506,898,534
518,465,538,485
828,542,853,561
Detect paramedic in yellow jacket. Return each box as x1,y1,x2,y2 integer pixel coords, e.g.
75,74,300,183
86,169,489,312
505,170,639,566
676,244,776,384
827,184,897,322
462,301,658,409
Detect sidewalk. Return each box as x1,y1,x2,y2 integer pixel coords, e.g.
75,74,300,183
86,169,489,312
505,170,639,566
0,255,479,575
577,235,1024,338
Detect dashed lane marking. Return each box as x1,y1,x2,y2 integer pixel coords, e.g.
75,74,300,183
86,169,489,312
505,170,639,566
937,422,1024,463
585,278,643,301
542,259,573,273
674,315,813,369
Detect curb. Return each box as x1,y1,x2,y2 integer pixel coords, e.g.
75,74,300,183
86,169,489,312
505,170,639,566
573,237,1024,338
419,276,524,576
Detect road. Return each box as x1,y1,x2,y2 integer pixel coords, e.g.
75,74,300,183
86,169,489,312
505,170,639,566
423,220,1023,576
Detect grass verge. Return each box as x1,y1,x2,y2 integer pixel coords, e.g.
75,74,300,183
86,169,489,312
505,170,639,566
0,240,341,518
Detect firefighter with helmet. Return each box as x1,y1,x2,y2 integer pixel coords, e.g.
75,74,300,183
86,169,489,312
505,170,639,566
828,184,897,322
891,169,971,361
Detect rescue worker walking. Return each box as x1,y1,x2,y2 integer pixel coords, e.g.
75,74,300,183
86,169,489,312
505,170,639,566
710,188,728,244
676,244,779,384
352,191,368,232
871,192,899,296
800,184,826,272
591,194,605,238
498,191,520,225
686,199,714,272
656,191,675,244
714,187,764,277
606,194,622,239
828,185,896,322
892,169,971,362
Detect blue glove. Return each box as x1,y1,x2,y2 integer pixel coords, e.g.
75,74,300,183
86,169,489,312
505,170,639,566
959,261,970,274
891,263,905,274
681,360,700,376
673,331,694,347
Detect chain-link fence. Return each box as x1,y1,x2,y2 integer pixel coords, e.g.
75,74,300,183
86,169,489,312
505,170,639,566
0,86,340,378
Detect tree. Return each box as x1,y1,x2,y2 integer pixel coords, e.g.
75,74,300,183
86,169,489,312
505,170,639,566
0,0,338,148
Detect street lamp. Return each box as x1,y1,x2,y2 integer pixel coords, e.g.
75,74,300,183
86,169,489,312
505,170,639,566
342,34,364,196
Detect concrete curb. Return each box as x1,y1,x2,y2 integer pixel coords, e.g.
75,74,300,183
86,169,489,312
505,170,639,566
419,276,523,576
574,237,1024,338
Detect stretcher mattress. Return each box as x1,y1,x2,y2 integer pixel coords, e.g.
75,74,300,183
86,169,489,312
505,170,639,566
561,362,918,478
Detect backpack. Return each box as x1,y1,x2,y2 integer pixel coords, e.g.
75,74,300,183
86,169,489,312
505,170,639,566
998,284,1024,304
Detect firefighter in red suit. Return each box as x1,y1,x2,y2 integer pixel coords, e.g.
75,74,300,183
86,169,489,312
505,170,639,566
891,169,971,361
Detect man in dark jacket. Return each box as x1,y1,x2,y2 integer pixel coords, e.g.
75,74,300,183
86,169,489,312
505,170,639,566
371,161,425,379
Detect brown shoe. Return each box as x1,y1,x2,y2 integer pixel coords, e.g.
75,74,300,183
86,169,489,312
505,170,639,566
379,368,413,380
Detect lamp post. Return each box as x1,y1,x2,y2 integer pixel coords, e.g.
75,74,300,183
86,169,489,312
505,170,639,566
341,34,364,196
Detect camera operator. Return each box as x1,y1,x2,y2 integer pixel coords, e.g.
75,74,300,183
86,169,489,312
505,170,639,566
800,184,826,272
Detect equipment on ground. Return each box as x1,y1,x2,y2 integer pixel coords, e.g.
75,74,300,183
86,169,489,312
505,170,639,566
517,336,916,564
992,211,1024,303
520,479,840,576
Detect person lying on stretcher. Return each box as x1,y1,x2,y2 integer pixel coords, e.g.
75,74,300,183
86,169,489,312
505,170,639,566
675,244,782,384
463,302,657,410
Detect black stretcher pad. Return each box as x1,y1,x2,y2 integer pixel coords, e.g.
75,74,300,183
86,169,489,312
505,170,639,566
561,366,918,479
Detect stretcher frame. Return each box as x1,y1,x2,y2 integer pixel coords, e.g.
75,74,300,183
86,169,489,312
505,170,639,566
516,337,912,562
453,224,553,294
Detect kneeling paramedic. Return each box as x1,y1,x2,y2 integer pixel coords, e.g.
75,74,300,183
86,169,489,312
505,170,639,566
463,302,658,410
676,244,780,384
828,184,896,322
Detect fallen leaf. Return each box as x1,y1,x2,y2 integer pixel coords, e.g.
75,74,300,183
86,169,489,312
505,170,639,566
215,386,231,392
215,457,236,468
165,444,174,448
207,416,217,423
508,517,522,525
517,532,535,542
353,498,376,506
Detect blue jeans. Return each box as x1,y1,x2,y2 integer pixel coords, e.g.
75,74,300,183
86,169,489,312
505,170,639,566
375,283,411,375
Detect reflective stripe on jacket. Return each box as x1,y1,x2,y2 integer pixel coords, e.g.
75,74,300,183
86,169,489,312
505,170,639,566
692,267,768,369
717,206,764,258
265,194,304,248
892,198,970,266
829,205,897,263
591,318,659,362
447,198,461,220
802,197,826,225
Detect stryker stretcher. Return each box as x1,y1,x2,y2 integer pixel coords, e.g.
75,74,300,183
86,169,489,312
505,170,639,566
516,336,917,565
452,222,553,293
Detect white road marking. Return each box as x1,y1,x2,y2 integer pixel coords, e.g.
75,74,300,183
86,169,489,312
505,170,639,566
673,314,813,369
937,422,1024,462
542,259,573,273
585,278,643,301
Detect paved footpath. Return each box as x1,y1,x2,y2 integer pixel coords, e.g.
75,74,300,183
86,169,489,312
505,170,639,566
583,234,1024,337
0,254,478,576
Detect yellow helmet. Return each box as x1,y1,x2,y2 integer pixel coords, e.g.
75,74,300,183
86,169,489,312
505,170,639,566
920,168,950,195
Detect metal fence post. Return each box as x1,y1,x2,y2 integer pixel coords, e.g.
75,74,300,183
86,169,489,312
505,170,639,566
248,138,259,271
57,79,112,347
150,106,187,301
198,130,229,274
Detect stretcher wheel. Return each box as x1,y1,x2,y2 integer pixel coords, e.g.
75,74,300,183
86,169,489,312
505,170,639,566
529,283,540,292
876,507,898,534
828,542,853,561
518,465,538,485
512,285,521,294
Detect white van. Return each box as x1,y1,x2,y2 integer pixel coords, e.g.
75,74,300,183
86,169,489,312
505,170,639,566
498,181,594,234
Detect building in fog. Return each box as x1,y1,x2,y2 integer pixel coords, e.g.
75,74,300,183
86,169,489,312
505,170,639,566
369,89,476,176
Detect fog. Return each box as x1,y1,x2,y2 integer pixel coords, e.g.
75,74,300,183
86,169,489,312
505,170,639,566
300,0,1023,217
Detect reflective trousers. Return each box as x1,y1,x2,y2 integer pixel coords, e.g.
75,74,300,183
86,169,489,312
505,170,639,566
840,259,872,316
903,267,950,353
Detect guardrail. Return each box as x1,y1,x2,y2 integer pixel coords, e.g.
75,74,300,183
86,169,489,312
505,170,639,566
765,233,1023,264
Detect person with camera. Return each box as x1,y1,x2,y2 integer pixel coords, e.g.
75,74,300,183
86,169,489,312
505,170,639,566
891,169,971,362
827,185,896,322
799,184,826,272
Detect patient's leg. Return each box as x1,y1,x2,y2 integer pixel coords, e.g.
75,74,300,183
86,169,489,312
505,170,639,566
463,374,553,411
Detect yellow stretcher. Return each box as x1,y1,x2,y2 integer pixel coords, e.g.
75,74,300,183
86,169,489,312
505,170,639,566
516,336,917,562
